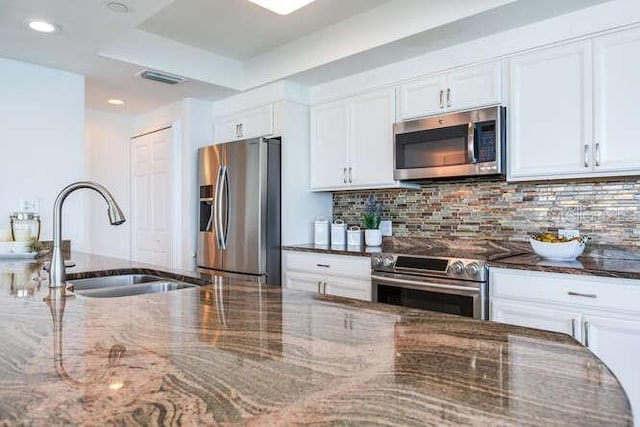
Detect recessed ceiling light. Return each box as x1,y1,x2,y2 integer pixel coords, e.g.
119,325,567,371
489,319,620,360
25,19,59,33
108,99,124,105
248,0,316,15
106,2,129,13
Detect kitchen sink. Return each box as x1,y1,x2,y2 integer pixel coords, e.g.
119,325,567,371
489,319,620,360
67,274,198,298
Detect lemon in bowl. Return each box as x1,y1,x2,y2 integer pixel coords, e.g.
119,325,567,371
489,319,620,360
529,233,587,261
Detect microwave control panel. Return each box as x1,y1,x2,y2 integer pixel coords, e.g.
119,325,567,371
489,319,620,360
476,121,496,163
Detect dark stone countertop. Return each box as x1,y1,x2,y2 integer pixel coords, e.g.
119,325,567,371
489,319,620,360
0,251,631,425
285,238,640,280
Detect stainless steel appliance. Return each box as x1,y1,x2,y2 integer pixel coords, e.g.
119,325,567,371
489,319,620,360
393,106,506,181
371,253,488,319
197,138,280,285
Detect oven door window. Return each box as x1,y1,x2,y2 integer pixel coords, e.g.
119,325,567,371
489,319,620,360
395,124,469,169
377,284,475,317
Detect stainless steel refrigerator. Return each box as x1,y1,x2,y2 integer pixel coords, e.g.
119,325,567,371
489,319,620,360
197,137,280,285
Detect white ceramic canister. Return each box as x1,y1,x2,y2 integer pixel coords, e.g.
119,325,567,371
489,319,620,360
330,219,347,245
347,226,362,246
314,217,329,245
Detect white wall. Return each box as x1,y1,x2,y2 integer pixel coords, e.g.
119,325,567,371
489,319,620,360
0,58,86,249
85,109,134,258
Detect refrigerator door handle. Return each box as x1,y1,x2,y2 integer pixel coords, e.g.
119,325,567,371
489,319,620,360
220,165,230,250
213,166,223,249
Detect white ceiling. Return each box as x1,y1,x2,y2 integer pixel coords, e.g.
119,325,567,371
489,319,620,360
139,0,392,61
0,0,615,115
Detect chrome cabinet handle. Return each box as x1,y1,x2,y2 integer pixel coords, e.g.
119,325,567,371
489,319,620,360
571,319,576,338
322,281,327,294
439,90,444,109
568,291,597,299
235,124,240,138
348,167,353,183
342,167,347,184
584,321,590,347
238,123,243,138
316,264,330,268
584,144,590,168
317,281,322,293
446,88,452,107
595,142,601,167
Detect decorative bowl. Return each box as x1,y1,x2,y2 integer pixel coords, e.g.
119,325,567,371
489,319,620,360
529,238,586,261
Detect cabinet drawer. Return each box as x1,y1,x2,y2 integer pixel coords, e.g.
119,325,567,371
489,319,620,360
284,251,370,279
491,268,640,314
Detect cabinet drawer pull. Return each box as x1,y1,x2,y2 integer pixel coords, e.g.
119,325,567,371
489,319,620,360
322,281,327,294
595,142,601,167
584,321,590,347
348,167,353,183
317,264,330,268
571,319,576,338
317,281,322,293
342,167,347,184
446,88,452,107
439,90,444,109
584,144,589,168
568,291,597,299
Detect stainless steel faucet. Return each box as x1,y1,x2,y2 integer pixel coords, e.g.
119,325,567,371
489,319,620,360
49,181,126,288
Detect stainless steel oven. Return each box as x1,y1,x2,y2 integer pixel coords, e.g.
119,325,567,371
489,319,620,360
393,106,506,181
371,254,488,320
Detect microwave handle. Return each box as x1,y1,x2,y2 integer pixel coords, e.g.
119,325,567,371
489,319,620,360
467,122,476,164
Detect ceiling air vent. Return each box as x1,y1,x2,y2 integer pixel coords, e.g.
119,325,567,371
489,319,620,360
136,69,187,85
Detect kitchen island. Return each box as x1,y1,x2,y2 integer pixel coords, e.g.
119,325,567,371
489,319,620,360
0,253,632,425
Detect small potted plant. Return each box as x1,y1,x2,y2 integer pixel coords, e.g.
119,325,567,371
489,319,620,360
363,194,383,246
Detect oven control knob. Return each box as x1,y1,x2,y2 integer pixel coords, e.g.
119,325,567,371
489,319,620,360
466,262,480,277
451,261,464,275
383,256,395,268
373,256,383,267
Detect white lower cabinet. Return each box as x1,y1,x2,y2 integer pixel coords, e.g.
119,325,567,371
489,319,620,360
283,250,371,301
492,299,582,340
490,267,640,423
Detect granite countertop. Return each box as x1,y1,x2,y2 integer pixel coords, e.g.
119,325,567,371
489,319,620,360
0,252,631,425
286,238,640,280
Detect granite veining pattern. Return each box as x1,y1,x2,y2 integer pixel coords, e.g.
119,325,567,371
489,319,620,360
0,252,632,425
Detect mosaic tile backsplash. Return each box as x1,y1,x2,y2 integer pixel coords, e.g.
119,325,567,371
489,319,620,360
332,177,640,247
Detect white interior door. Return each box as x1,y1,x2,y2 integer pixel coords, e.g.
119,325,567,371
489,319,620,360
131,127,174,268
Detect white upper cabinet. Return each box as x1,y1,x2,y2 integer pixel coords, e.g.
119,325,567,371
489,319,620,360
310,88,415,191
396,74,447,120
446,62,502,113
349,89,396,187
214,104,274,143
396,62,501,121
593,27,640,173
508,41,592,179
509,26,640,181
310,100,349,189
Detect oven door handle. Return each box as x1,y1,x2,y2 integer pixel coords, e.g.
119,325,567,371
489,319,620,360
372,274,480,294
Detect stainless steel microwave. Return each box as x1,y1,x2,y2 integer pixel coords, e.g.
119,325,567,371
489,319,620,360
393,106,506,181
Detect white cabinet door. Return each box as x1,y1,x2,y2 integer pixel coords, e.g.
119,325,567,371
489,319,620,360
396,74,447,120
310,100,349,189
324,276,372,301
508,41,592,180
446,62,501,112
583,314,640,424
241,105,274,139
593,27,640,173
214,114,241,143
284,271,324,294
491,300,581,340
349,88,396,187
